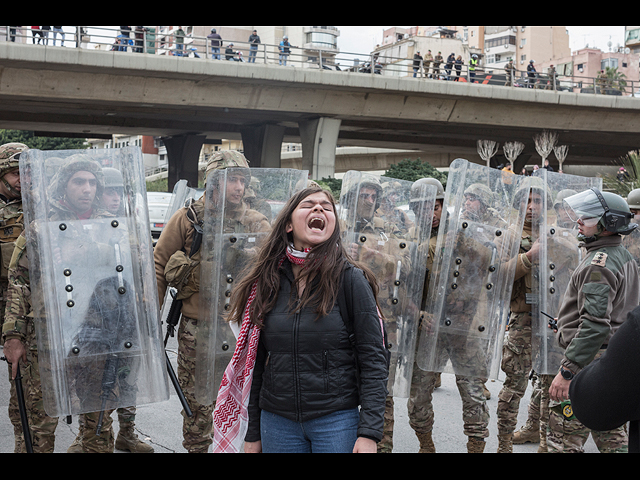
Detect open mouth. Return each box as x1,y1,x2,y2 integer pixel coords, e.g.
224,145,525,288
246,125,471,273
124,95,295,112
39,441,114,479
308,217,325,231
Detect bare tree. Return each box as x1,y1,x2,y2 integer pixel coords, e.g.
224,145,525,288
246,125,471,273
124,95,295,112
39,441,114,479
503,141,525,170
553,145,569,173
533,130,558,167
477,140,499,167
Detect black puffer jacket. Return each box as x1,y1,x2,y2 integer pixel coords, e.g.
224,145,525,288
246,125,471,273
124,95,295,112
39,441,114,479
245,260,389,443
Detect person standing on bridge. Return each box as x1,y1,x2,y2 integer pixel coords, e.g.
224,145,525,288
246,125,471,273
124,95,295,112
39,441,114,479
248,30,260,63
279,36,292,66
208,28,223,60
469,54,479,82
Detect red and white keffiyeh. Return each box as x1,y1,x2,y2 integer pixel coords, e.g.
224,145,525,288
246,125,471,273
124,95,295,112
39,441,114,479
212,245,310,453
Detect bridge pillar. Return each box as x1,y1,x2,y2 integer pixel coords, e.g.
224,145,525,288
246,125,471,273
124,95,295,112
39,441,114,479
240,124,286,168
162,134,206,192
299,117,342,180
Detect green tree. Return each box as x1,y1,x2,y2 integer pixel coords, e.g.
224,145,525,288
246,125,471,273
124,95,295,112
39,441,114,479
604,67,628,94
0,130,88,150
383,158,447,187
317,177,342,201
603,150,639,197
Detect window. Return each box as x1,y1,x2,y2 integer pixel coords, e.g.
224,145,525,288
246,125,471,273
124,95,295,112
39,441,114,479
485,35,516,49
602,58,619,70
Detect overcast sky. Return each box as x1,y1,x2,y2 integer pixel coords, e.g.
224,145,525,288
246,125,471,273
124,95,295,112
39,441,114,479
336,26,626,55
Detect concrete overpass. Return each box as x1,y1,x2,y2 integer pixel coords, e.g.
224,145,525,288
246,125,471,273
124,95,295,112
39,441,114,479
0,42,639,188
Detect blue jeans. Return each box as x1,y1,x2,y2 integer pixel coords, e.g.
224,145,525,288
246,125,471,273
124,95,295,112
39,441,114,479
260,408,359,453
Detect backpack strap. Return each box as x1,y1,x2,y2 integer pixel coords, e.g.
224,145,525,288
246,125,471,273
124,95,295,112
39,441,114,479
185,198,204,259
337,264,356,349
337,263,391,367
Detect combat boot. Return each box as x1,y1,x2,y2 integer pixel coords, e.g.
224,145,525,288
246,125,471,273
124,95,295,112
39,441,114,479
483,384,491,400
467,437,485,453
416,432,435,453
513,422,540,445
115,425,154,453
67,425,84,453
497,433,513,453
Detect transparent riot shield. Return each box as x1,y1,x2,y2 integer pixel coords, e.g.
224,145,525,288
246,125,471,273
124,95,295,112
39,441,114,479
164,179,201,226
195,168,308,405
531,169,602,375
417,158,530,380
20,147,169,418
339,171,435,397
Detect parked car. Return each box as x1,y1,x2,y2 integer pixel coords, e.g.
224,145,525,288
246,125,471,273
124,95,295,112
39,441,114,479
147,191,173,239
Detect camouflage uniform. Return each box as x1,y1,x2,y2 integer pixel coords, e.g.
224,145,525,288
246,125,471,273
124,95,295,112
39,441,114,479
2,155,118,452
548,234,638,453
154,151,271,453
0,143,27,453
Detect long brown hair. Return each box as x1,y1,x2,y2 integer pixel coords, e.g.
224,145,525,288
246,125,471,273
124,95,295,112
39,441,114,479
226,186,380,327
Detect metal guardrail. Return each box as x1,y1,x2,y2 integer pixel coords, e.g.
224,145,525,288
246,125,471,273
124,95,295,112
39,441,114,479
3,26,639,98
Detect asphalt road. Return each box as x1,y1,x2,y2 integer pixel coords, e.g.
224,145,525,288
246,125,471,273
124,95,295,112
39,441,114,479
0,335,598,453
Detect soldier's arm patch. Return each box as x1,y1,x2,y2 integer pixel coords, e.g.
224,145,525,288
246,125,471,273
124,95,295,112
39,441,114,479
591,252,608,267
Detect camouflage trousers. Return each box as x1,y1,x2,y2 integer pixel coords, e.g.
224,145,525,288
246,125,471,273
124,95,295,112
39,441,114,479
378,360,489,452
497,311,532,436
21,323,59,453
547,349,628,453
178,316,214,453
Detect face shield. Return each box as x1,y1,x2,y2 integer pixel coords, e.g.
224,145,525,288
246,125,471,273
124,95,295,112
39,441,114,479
563,189,604,228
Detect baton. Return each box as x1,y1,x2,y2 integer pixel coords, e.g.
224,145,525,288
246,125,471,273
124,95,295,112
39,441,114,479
1,357,33,453
166,351,193,418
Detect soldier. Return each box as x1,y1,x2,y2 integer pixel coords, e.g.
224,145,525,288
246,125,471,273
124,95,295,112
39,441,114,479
2,154,119,452
0,143,27,452
511,188,579,449
547,189,639,453
153,151,271,453
340,172,432,453
504,59,516,87
496,180,549,453
416,159,530,453
623,188,640,268
406,178,445,453
65,166,154,454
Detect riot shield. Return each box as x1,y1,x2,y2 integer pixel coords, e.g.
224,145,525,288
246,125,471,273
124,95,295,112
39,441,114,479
195,167,308,405
339,171,435,397
531,169,602,375
416,158,530,380
164,179,201,225
20,147,169,418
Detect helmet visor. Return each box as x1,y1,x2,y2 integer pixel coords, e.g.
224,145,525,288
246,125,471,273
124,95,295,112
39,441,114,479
563,189,604,227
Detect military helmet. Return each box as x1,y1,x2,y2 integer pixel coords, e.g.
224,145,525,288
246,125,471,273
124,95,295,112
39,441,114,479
381,180,403,199
0,143,28,178
564,188,636,236
512,176,552,210
554,189,578,210
412,177,445,201
102,167,124,189
205,150,251,187
464,183,493,206
627,188,640,210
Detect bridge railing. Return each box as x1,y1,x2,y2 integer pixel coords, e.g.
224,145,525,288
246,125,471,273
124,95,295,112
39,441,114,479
3,26,639,98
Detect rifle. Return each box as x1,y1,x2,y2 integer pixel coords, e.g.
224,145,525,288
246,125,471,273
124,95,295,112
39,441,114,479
1,357,33,453
162,289,193,418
